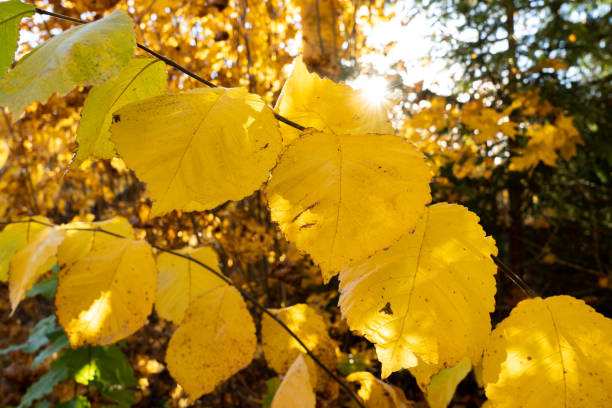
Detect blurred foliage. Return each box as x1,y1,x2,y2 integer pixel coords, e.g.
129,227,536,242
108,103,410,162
404,0,611,317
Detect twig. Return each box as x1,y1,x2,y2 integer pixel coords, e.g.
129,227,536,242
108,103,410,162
32,7,305,132
491,254,538,298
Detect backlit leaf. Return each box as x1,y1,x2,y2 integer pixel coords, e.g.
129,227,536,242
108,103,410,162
339,203,497,382
482,295,612,408
271,354,316,408
347,371,412,408
266,129,431,282
62,345,137,387
261,303,337,385
55,238,156,347
155,246,223,324
73,56,167,166
9,226,65,312
57,217,134,268
275,56,393,144
110,87,282,216
0,9,135,121
166,285,256,401
0,216,50,281
425,356,472,408
0,0,35,78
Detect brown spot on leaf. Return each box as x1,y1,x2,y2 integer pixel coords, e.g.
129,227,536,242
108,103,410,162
292,201,319,223
379,302,393,315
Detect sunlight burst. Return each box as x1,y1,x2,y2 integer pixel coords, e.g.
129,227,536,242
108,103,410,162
351,76,389,106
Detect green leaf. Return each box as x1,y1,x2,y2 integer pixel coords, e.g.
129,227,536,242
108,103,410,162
0,0,35,79
56,396,90,408
58,345,137,387
26,270,58,299
262,377,281,408
0,315,56,355
18,365,68,408
73,56,167,166
92,380,135,407
31,329,69,369
0,9,135,121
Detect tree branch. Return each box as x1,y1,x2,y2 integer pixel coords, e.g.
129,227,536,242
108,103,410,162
32,7,305,131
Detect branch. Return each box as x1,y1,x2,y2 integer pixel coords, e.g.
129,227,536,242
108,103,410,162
33,8,305,132
2,218,364,408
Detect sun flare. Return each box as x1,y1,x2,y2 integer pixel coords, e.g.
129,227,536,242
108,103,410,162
351,76,389,106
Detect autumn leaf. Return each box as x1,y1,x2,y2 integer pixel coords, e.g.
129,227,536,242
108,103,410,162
339,203,497,384
0,217,50,282
425,356,471,408
57,217,135,267
110,87,282,216
155,246,224,324
482,295,612,408
266,129,431,282
73,56,167,166
271,354,316,408
0,0,35,78
261,303,337,386
55,237,156,347
347,371,413,408
275,56,393,144
165,285,256,402
9,225,65,312
0,9,135,121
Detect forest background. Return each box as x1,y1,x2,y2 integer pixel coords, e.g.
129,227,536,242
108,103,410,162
0,0,610,407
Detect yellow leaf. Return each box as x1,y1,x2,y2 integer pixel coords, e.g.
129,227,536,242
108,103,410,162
482,295,612,408
165,285,256,402
73,57,167,166
266,130,431,282
338,203,497,382
9,226,65,312
110,87,282,216
271,354,316,408
261,303,337,386
0,217,50,282
425,356,472,408
347,371,412,408
155,246,224,324
56,238,156,347
275,56,393,144
58,217,135,267
0,140,9,168
0,10,135,121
